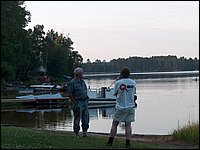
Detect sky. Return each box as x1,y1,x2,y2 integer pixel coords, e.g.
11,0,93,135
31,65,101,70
24,1,199,62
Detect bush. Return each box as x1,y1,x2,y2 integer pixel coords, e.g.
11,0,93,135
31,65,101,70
172,121,199,144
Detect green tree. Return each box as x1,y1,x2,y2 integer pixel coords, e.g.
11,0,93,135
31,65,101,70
82,55,199,73
29,25,46,76
44,30,83,78
1,1,31,82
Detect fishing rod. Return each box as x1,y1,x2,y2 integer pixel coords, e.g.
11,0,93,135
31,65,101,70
108,81,115,88
107,75,122,88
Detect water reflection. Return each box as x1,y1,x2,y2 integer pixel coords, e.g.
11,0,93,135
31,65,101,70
1,76,199,135
1,107,116,132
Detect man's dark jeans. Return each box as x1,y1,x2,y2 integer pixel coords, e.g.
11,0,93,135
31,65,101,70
72,100,89,134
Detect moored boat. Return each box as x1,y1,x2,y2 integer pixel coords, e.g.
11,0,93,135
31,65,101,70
16,93,63,100
28,83,61,90
87,87,116,106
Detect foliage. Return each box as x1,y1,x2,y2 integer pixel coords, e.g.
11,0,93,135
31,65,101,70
172,121,199,144
83,56,199,73
1,1,31,82
44,30,83,78
1,1,83,83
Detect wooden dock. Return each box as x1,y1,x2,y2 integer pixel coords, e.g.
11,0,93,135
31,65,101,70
1,97,116,109
1,97,71,107
1,97,70,103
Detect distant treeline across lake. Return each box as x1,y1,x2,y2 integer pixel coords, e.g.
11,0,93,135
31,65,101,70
83,55,199,73
84,71,199,79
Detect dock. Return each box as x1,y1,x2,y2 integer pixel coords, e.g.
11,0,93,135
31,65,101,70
1,97,116,109
1,97,70,103
1,97,71,109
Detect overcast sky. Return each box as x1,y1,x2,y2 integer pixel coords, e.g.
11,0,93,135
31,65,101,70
24,1,199,62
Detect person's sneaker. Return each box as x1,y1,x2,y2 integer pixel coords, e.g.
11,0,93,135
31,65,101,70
75,132,79,137
83,132,87,137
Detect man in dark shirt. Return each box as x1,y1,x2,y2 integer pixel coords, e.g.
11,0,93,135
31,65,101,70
68,67,89,137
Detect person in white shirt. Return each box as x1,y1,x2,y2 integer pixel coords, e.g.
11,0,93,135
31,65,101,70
106,67,137,149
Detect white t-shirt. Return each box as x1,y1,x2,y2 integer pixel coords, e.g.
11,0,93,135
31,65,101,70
113,78,136,109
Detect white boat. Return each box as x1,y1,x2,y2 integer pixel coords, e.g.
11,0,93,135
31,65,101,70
18,89,34,94
16,108,62,113
87,86,137,108
16,93,63,100
87,87,116,106
29,83,61,90
16,87,116,108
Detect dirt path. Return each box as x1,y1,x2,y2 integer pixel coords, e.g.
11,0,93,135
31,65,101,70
89,132,199,149
131,134,198,149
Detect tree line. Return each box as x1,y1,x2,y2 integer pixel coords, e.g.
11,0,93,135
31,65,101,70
1,1,199,83
82,56,199,73
1,1,83,83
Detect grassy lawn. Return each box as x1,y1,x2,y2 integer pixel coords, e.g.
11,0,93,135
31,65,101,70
1,126,167,149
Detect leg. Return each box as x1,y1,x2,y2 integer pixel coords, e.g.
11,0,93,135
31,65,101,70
124,122,132,148
125,122,132,140
106,108,121,146
106,120,119,146
110,120,119,137
81,105,89,133
73,105,81,134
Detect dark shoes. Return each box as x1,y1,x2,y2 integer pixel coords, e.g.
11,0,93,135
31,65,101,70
83,132,87,137
75,132,88,137
105,142,132,149
75,132,79,137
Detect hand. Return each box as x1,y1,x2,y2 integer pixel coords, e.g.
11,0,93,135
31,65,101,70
73,100,78,105
135,102,137,108
134,95,137,101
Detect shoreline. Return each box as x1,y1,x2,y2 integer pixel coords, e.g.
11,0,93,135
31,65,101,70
35,128,199,149
2,125,199,149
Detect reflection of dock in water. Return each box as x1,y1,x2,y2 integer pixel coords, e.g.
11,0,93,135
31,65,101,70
89,107,115,119
88,103,115,109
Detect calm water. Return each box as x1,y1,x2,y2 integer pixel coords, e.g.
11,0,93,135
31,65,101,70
1,74,199,135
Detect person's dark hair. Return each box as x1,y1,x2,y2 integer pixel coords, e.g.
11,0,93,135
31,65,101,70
120,67,130,78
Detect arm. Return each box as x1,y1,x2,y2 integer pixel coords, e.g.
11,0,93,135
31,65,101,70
69,93,77,104
134,85,137,107
67,81,77,104
134,86,137,101
113,82,118,97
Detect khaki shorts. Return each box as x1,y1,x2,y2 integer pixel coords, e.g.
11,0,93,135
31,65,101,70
113,107,135,122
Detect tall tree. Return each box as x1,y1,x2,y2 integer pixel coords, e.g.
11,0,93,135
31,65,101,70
1,1,31,82
44,30,83,78
29,25,46,75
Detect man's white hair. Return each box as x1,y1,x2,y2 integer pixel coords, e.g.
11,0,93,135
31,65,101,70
74,67,83,75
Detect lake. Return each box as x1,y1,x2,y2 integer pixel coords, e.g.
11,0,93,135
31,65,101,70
1,71,199,135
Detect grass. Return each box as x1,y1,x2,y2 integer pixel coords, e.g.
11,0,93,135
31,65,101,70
1,126,168,149
172,121,199,144
2,122,199,149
